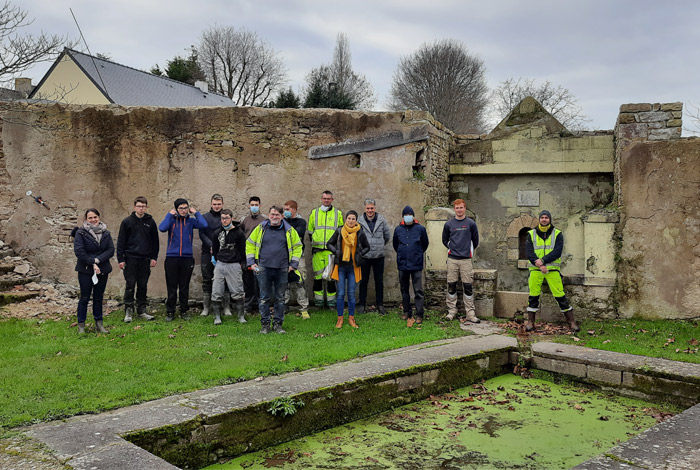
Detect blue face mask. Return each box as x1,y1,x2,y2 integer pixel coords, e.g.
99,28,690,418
283,210,292,219
403,215,414,224
250,206,259,214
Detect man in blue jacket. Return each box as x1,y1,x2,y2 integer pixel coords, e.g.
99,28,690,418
159,198,207,321
392,206,429,327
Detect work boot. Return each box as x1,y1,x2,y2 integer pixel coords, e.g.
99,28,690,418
137,306,154,321
300,310,310,320
377,305,387,316
77,322,86,335
525,311,536,332
212,301,222,325
223,296,232,316
260,324,271,334
165,312,175,322
466,312,481,324
235,299,247,323
464,294,480,323
95,320,109,334
180,311,190,321
446,312,456,321
335,316,344,329
563,310,580,333
356,305,365,315
123,306,134,323
348,315,359,329
200,296,211,316
273,323,286,334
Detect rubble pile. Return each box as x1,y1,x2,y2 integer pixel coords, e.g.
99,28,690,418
0,240,119,320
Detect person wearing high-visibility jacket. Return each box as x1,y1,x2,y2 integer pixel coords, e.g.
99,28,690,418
525,210,580,333
246,206,303,334
307,191,343,308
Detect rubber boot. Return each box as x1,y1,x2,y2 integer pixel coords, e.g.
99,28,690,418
525,311,536,332
212,301,222,325
348,315,359,329
223,296,233,316
123,306,133,323
95,320,109,334
137,305,154,321
235,299,247,323
273,322,286,334
335,316,344,329
564,310,580,333
165,312,175,322
77,322,86,334
200,295,211,316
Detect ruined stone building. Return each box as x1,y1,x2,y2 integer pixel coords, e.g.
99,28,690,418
0,96,697,320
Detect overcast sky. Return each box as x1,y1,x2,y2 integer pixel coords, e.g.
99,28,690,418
19,0,700,132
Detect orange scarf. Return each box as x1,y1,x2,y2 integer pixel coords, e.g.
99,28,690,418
331,224,362,282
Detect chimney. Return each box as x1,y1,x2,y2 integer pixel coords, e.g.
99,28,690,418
15,78,33,97
194,81,208,93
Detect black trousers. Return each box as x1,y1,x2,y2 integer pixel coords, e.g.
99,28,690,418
243,268,259,312
164,257,195,313
359,256,385,307
398,270,424,319
123,257,151,310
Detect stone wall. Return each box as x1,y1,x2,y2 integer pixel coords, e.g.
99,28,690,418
0,103,450,301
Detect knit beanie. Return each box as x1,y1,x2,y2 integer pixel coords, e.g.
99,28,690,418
539,210,552,220
174,198,188,209
402,206,415,216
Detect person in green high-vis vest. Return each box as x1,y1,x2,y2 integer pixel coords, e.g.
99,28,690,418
525,210,580,333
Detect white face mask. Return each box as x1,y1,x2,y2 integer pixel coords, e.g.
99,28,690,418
320,205,329,212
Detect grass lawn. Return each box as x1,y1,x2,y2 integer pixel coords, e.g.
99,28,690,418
0,308,466,430
550,318,700,363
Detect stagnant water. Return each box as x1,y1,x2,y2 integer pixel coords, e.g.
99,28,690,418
203,374,678,469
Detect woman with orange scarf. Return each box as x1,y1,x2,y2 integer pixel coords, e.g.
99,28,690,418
328,211,370,328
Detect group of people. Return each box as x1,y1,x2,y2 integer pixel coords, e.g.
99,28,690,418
72,192,579,335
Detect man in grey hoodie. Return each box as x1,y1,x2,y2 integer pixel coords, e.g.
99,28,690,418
357,198,391,315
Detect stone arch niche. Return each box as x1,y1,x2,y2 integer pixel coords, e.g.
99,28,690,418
506,213,539,269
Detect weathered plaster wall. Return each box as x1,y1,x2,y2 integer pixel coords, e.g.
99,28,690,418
617,137,700,318
0,104,450,301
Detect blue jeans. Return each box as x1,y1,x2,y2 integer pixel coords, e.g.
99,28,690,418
336,264,356,317
257,266,288,326
77,272,108,323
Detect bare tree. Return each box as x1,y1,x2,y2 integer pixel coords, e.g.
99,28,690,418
491,78,590,131
303,33,375,110
197,26,287,106
388,39,488,134
0,1,70,84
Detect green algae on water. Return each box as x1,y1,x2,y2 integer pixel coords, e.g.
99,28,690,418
203,374,678,469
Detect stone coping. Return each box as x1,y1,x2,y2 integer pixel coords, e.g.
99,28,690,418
23,333,700,469
27,335,516,470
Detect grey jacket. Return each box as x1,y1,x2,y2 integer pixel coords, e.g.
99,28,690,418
358,213,391,259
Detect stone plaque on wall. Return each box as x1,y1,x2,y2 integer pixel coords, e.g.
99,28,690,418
517,190,540,207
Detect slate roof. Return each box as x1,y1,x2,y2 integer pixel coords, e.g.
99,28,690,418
30,49,235,107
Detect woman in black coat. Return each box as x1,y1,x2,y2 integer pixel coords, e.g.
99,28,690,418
73,208,114,334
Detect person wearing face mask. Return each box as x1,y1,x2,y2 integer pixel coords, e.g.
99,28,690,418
392,206,429,327
211,209,247,325
525,210,580,333
327,210,370,328
308,190,343,309
159,198,207,321
246,206,303,334
72,208,114,335
241,196,267,314
283,200,310,319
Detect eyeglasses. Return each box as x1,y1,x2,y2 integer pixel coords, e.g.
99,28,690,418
135,205,147,209
177,206,189,211
221,216,232,220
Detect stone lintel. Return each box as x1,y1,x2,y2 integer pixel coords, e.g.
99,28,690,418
450,161,613,175
619,103,652,113
309,126,430,159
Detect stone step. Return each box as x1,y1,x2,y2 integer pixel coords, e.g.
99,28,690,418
0,290,40,306
0,274,41,289
0,263,14,273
